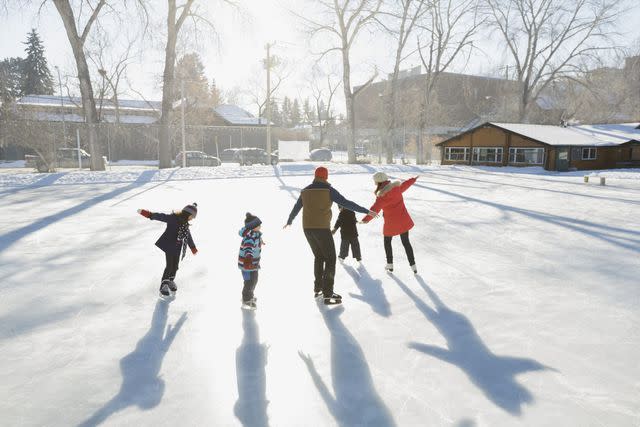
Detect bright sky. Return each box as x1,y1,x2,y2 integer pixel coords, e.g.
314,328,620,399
1,0,639,116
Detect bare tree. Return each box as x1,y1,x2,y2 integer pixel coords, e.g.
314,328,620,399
485,0,624,122
246,59,289,118
300,0,382,163
415,0,481,163
377,0,428,163
308,66,341,147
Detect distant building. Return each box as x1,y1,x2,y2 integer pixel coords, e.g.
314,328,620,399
437,122,640,171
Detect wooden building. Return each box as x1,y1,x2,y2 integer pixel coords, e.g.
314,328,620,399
436,122,640,171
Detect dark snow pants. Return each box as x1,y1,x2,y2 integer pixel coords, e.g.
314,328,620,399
339,236,362,260
304,229,336,296
161,252,180,284
242,270,259,302
384,232,415,265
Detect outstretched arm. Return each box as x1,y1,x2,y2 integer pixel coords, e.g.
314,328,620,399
400,176,418,193
138,209,171,223
361,198,383,223
329,188,369,214
286,196,303,226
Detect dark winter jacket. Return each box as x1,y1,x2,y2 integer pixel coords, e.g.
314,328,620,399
238,219,263,271
287,179,369,229
149,212,196,256
362,177,417,236
333,208,358,238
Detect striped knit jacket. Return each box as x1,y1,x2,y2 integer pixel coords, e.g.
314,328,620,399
238,221,263,271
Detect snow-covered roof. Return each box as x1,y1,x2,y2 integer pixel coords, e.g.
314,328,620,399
214,104,268,126
492,122,640,147
17,95,161,112
28,111,158,124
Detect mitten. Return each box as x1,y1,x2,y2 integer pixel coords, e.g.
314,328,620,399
138,209,151,218
191,247,198,255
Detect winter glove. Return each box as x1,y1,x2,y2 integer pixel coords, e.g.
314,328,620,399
191,247,198,255
138,209,151,218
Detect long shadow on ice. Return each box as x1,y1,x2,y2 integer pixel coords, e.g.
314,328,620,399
0,169,159,254
234,310,269,427
390,274,549,416
273,166,300,201
411,181,640,253
342,263,391,317
77,299,187,427
299,303,396,427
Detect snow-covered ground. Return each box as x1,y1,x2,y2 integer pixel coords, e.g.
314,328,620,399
1,164,639,426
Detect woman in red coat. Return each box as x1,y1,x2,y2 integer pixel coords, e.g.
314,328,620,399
362,172,418,273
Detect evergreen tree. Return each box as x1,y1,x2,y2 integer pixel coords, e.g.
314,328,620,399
281,96,292,128
21,29,53,95
209,78,223,107
269,99,282,127
174,53,209,105
303,98,315,123
291,98,301,127
0,57,24,101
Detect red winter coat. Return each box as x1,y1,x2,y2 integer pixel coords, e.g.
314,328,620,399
362,177,417,236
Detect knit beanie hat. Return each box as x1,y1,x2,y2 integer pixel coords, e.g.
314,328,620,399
182,202,198,218
245,212,262,227
315,166,329,180
373,172,389,184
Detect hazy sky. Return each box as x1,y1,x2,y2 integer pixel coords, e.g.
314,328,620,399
1,0,639,115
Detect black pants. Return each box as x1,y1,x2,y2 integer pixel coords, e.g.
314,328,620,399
161,252,180,285
384,232,415,265
242,270,259,302
339,236,362,260
304,229,336,296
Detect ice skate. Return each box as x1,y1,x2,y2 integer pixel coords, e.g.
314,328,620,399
410,264,417,274
242,297,257,310
168,280,177,292
324,293,342,305
385,263,394,273
159,280,171,297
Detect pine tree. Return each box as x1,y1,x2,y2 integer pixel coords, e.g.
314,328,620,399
21,29,53,95
269,99,282,127
281,96,292,128
0,57,24,101
291,98,301,127
174,53,209,105
209,78,223,107
303,98,315,123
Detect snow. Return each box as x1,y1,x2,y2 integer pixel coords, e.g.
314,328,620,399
491,122,640,146
1,164,639,426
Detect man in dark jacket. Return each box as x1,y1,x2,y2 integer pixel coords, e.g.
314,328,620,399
284,167,375,304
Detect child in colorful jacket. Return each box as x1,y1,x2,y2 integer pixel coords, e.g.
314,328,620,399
238,213,263,308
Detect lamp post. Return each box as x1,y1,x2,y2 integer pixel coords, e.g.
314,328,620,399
54,66,67,148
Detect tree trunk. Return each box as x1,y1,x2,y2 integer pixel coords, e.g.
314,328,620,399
159,0,179,169
53,0,104,171
342,49,356,164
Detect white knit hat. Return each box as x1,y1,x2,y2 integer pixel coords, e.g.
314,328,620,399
373,172,389,184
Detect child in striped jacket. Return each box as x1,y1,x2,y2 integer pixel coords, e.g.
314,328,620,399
238,213,263,309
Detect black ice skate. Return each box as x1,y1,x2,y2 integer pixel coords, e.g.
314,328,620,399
168,280,177,292
324,293,342,305
159,280,171,297
242,298,257,310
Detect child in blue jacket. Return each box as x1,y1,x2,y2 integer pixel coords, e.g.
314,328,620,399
238,212,263,309
138,203,198,296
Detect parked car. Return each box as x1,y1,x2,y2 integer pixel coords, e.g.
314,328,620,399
235,148,278,166
220,148,240,163
25,147,102,172
309,148,333,161
174,151,221,167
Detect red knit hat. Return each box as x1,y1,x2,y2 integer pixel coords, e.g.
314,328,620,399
315,166,328,180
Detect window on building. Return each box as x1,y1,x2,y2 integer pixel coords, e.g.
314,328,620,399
472,147,503,163
445,147,469,161
509,148,544,164
582,147,597,160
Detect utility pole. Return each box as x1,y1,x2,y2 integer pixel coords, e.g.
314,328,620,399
265,43,275,160
181,79,186,168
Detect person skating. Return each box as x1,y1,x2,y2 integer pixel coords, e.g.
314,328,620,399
332,205,362,263
238,213,264,309
362,172,418,273
137,203,198,296
284,166,376,305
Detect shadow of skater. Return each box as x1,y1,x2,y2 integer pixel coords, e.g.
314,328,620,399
273,165,300,201
390,274,551,416
234,310,269,427
299,303,396,427
77,299,187,427
342,264,391,317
